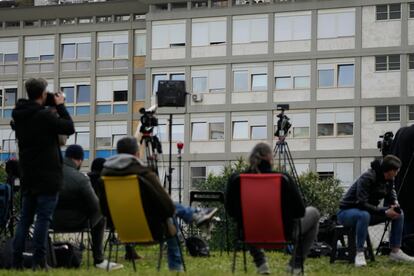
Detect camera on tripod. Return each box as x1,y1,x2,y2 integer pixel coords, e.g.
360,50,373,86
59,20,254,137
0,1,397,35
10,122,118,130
377,131,394,157
274,104,292,138
139,105,158,135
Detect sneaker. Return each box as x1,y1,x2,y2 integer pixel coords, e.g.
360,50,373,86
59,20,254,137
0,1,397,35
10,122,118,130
95,260,124,271
390,249,414,262
286,264,304,275
193,207,218,226
257,262,270,275
355,252,367,267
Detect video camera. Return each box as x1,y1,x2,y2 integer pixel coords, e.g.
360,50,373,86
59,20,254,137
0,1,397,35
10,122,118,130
139,105,158,135
274,104,292,138
377,131,394,157
45,92,65,107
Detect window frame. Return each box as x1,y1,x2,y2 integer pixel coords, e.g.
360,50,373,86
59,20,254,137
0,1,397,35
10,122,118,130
61,84,91,116
376,4,401,21
375,55,400,72
375,105,400,122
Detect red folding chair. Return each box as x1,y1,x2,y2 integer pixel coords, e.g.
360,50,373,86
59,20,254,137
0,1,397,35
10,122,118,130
232,173,302,273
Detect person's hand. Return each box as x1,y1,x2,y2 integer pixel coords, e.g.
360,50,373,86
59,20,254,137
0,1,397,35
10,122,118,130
54,92,65,105
385,207,400,219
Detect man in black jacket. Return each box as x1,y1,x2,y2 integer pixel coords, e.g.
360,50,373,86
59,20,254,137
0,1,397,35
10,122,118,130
226,142,320,275
338,155,414,267
12,78,75,269
391,125,414,236
52,145,122,270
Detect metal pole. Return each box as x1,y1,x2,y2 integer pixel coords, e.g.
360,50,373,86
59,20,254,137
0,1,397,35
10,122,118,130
168,114,173,195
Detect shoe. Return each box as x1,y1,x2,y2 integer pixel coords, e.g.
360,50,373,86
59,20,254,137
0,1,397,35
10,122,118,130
355,252,367,267
257,262,270,275
95,260,124,271
193,207,218,226
390,249,414,262
125,247,142,261
286,264,304,275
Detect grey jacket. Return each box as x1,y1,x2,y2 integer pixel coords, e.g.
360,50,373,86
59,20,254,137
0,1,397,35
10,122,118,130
52,158,102,229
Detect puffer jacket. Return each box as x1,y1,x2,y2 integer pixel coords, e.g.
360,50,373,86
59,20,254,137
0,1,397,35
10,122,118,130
339,159,398,215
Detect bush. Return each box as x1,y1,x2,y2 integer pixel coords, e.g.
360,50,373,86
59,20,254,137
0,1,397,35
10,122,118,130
298,172,344,218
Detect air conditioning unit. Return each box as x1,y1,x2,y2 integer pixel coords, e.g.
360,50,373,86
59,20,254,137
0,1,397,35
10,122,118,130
191,94,203,102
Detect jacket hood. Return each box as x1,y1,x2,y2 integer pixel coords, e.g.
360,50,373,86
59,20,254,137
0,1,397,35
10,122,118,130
104,153,144,170
12,99,43,121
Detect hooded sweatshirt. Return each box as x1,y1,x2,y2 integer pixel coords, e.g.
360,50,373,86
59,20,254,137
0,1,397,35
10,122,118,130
101,154,175,240
339,159,398,215
12,99,74,194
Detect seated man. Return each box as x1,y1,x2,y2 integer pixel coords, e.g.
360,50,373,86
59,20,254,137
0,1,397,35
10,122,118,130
52,145,123,271
101,137,216,272
338,155,414,267
226,142,320,275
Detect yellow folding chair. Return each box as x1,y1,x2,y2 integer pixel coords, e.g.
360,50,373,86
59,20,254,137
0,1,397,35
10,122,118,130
102,175,184,272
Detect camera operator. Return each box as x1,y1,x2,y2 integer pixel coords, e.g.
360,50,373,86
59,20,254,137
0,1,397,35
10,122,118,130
11,78,75,270
337,155,414,267
391,125,414,236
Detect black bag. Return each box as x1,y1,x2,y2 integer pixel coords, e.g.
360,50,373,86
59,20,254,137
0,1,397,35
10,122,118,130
53,242,83,268
402,234,414,256
0,238,13,269
185,236,210,257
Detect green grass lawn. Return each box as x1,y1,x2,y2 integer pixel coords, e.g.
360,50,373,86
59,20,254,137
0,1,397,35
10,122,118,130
1,247,414,275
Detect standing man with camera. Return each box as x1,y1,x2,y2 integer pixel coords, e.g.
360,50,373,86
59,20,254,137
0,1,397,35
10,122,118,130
337,155,414,267
11,78,75,269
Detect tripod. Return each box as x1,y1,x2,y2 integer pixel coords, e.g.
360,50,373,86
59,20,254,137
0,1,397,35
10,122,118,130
140,128,163,176
273,136,301,188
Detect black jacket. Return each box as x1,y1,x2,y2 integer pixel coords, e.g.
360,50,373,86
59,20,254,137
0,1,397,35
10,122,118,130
391,125,414,217
225,169,305,239
53,158,102,230
101,154,175,241
12,100,74,195
339,159,397,216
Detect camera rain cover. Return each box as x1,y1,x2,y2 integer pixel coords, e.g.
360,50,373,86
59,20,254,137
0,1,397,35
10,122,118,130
156,80,186,108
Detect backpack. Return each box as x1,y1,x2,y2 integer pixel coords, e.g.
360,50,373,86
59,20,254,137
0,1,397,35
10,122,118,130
185,236,210,257
0,183,11,229
53,242,83,268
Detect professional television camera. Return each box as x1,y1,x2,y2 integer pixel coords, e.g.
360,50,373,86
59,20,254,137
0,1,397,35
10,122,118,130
139,105,158,135
274,104,292,138
377,131,394,157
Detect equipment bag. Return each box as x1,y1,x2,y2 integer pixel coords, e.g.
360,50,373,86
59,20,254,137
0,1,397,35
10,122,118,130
185,236,210,257
53,242,83,268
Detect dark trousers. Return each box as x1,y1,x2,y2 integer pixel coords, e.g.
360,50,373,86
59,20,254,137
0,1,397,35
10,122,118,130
13,193,59,267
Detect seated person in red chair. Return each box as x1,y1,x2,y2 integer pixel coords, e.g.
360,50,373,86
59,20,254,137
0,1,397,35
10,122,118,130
338,155,414,267
226,142,320,275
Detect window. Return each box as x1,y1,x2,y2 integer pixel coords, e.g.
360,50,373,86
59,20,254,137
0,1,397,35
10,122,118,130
97,32,129,60
79,17,92,24
152,73,184,94
0,85,17,118
251,125,266,140
233,65,267,92
274,63,310,90
172,124,184,141
375,106,400,121
0,39,18,75
42,19,56,26
337,64,355,87
317,112,353,137
287,113,310,138
233,15,268,44
410,3,414,18
409,54,414,70
409,105,414,121
191,67,226,93
61,18,75,25
234,71,248,92
192,18,226,46
62,44,76,60
171,74,185,81
4,88,16,106
152,21,186,49
318,69,334,87
376,4,401,20
24,36,55,63
212,0,228,7
318,171,335,180
191,167,206,187
192,122,208,141
96,122,127,150
171,2,187,9
233,121,249,139
210,123,224,140
114,43,128,58
192,77,208,93
135,79,146,101
75,132,90,149
61,85,90,116
134,32,146,56
192,0,208,8
97,16,112,23
96,77,128,114
275,14,311,42
115,15,130,22
375,55,400,71
318,10,355,39
293,127,309,138
251,74,267,91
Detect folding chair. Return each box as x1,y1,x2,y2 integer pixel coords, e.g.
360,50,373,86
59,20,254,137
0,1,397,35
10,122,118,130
232,173,303,273
189,191,230,254
102,175,185,272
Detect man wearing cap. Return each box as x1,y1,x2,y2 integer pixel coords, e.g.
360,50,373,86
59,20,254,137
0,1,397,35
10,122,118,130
52,144,123,270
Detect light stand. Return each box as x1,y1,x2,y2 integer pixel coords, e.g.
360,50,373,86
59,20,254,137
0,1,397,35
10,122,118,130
177,142,184,203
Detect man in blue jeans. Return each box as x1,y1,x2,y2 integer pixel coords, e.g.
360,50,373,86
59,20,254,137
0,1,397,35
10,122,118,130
101,136,217,271
338,155,414,267
11,78,75,269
